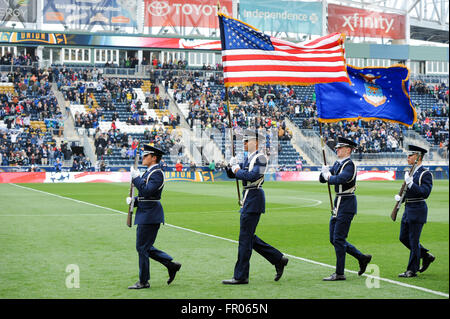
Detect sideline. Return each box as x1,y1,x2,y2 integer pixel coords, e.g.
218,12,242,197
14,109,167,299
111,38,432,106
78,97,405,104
9,183,449,298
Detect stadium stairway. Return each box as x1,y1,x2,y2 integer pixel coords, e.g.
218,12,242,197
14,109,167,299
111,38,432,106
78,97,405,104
52,83,97,165
285,118,328,165
162,83,225,164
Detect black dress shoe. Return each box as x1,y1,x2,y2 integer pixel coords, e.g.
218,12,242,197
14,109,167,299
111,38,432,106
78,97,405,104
167,262,182,285
323,273,346,281
222,278,249,285
398,270,417,278
419,253,435,273
274,256,289,281
128,281,150,289
358,254,372,276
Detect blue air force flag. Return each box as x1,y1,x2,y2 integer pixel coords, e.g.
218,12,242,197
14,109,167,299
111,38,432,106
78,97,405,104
315,65,417,127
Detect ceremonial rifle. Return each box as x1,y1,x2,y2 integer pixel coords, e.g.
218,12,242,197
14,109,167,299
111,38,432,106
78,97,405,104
390,155,421,221
127,145,140,227
225,87,242,207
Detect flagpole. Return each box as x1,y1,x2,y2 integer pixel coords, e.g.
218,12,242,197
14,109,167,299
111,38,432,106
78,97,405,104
218,2,241,207
319,121,334,213
225,87,242,206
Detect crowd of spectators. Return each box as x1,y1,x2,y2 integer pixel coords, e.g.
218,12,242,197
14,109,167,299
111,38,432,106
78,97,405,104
70,153,92,171
170,76,294,142
0,66,66,169
411,80,449,104
414,109,449,146
0,69,63,132
1,62,448,171
409,80,449,150
93,124,181,162
170,73,449,158
320,120,404,155
0,126,67,167
0,52,39,66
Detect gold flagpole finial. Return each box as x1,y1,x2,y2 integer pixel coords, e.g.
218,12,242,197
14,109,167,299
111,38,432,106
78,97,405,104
217,1,221,12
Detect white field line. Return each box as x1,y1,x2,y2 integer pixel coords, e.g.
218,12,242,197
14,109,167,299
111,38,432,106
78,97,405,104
8,183,449,298
0,214,119,216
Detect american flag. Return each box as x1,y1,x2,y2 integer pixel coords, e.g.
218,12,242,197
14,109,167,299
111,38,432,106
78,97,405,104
218,13,349,87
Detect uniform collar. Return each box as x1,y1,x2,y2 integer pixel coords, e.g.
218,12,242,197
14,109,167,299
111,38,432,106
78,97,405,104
246,150,258,161
413,164,423,175
146,163,159,172
337,156,351,164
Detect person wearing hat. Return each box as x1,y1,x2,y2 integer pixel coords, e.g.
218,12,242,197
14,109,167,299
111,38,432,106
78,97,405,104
222,129,289,285
126,144,181,289
319,136,372,281
395,145,434,278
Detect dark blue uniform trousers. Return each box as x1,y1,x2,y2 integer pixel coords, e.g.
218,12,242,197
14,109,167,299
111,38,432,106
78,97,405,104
136,224,173,283
399,220,428,273
234,213,283,281
329,212,364,275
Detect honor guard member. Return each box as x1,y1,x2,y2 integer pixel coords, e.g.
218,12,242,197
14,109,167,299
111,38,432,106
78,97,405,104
222,129,289,285
319,137,372,281
395,145,434,278
126,144,181,289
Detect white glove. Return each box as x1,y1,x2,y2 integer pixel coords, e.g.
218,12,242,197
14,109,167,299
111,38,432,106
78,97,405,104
321,165,330,175
404,171,413,188
229,156,238,166
322,171,331,181
126,197,133,205
130,166,141,179
232,164,240,173
394,194,401,202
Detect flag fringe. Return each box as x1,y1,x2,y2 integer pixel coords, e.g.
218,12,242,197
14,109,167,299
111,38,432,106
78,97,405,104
317,117,414,128
224,79,349,87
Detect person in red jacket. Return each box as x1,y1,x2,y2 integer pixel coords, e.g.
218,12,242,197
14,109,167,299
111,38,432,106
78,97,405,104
175,160,183,172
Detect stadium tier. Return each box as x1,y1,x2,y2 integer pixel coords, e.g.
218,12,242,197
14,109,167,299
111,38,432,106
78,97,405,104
1,66,448,171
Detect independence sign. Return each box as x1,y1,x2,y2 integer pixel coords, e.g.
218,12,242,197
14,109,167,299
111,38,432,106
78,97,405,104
239,0,322,35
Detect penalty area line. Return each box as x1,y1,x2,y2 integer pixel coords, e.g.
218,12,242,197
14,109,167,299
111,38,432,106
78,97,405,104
10,183,449,298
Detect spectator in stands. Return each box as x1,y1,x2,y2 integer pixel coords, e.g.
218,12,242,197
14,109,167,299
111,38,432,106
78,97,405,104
54,157,62,172
99,160,106,171
175,160,183,172
120,145,127,159
209,160,216,172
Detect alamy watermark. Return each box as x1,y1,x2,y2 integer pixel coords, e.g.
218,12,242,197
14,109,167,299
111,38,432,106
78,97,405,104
364,264,380,289
65,264,80,288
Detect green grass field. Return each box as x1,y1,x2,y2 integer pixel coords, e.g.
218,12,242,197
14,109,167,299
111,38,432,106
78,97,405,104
0,180,448,299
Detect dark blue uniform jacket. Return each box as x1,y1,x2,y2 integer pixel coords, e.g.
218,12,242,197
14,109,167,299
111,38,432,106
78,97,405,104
227,151,267,214
319,157,357,215
402,166,433,224
132,164,165,225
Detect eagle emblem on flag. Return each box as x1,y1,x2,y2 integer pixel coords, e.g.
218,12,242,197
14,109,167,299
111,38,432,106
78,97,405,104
360,73,386,107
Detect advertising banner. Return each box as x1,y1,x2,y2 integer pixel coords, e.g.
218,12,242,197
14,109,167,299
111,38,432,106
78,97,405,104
275,170,395,182
0,31,221,49
43,171,130,183
0,171,215,183
43,0,137,27
327,4,406,39
164,170,214,182
144,0,232,29
0,172,45,183
239,0,322,35
0,0,36,24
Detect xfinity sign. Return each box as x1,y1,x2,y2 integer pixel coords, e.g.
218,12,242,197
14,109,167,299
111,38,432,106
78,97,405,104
328,4,406,39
